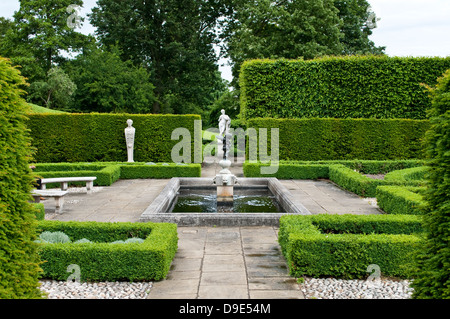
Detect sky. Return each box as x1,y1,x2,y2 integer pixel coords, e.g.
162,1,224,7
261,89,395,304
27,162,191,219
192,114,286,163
1,0,449,83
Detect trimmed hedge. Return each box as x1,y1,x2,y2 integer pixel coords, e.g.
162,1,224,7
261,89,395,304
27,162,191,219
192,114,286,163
328,164,424,197
32,162,201,187
279,214,423,279
26,113,202,163
118,162,201,179
384,166,430,183
246,118,430,161
243,159,425,178
36,220,178,281
34,164,121,186
240,56,450,120
244,160,426,198
376,186,427,215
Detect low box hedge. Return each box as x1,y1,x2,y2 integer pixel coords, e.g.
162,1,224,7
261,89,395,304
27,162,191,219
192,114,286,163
279,214,423,279
34,164,121,186
33,162,201,187
118,162,201,179
328,164,425,197
36,220,178,281
376,186,427,215
243,159,425,178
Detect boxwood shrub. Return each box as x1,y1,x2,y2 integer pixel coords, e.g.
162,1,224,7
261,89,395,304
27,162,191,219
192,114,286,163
32,162,201,188
36,220,178,281
376,186,427,215
279,214,423,279
328,164,425,197
243,159,425,178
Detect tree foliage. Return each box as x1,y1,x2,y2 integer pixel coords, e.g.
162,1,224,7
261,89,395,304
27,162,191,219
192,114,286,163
65,45,156,113
89,0,230,114
28,66,76,110
411,69,450,299
0,0,93,83
0,57,43,299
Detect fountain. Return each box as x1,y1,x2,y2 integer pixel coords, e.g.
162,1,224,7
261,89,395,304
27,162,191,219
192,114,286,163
213,109,237,203
139,110,311,226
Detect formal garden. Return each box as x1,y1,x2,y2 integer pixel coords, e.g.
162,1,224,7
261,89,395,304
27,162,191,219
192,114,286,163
0,0,449,301
1,53,449,299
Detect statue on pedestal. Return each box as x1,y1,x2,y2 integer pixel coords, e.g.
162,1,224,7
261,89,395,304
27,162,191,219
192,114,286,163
125,119,135,162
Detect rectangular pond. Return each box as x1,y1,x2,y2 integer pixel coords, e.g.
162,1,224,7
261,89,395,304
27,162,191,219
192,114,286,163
139,178,311,226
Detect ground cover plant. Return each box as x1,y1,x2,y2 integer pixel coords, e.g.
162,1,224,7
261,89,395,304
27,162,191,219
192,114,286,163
278,214,424,279
36,220,178,281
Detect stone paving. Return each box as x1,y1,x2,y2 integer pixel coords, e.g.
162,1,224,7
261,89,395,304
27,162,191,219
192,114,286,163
147,226,302,299
41,157,383,299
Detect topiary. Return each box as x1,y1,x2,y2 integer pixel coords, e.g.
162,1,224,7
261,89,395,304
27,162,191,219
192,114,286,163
0,57,44,298
411,69,450,299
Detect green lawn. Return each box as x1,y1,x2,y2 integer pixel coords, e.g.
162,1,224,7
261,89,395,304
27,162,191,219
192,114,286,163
27,103,67,114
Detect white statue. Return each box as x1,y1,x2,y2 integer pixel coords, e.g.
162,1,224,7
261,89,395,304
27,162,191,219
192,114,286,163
124,119,135,162
218,109,230,137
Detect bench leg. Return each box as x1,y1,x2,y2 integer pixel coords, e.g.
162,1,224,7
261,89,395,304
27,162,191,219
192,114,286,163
86,181,93,191
61,182,68,191
41,184,46,190
54,196,64,214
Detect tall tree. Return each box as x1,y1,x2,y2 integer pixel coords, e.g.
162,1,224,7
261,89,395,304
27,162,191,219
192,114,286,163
65,45,156,113
334,0,385,55
221,0,344,87
0,0,93,83
90,0,231,114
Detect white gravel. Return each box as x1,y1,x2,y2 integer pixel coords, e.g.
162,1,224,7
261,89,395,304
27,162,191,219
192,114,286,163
299,277,414,299
39,280,153,299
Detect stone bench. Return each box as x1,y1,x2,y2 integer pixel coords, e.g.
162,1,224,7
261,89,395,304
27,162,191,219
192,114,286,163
31,189,68,214
40,177,97,192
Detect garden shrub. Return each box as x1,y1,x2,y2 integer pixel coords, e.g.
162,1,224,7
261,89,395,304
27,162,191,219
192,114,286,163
279,214,423,279
26,113,202,163
240,56,450,120
32,162,201,188
328,164,424,197
384,166,430,183
376,186,427,215
411,69,450,299
36,220,178,281
118,162,201,179
246,117,429,161
0,57,44,298
243,159,425,178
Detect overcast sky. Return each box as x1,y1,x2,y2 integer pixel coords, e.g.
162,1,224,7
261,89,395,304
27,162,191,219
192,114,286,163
1,0,449,82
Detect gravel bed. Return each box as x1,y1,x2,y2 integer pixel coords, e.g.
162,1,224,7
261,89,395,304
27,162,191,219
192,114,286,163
299,277,414,299
39,280,153,299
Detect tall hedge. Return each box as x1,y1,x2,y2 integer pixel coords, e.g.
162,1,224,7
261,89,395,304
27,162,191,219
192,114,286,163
240,56,450,120
247,117,430,161
411,69,450,299
0,57,43,298
26,113,202,163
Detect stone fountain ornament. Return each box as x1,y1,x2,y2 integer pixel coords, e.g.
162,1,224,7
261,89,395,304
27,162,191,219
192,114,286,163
214,109,237,203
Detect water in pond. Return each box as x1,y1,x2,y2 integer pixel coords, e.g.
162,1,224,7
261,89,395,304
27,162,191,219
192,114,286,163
170,188,283,213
